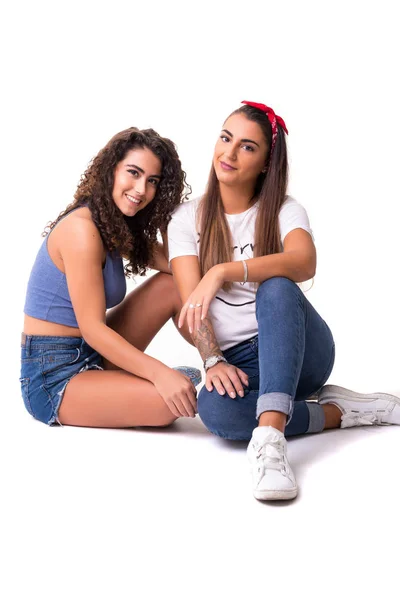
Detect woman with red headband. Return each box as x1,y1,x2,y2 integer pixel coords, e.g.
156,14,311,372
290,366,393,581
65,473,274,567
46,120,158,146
168,101,400,501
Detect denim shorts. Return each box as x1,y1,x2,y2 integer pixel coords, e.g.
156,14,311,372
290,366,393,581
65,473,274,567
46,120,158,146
20,334,103,425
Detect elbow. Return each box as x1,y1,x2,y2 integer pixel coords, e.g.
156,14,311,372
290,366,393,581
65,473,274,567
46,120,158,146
79,328,96,348
298,257,316,282
305,270,316,282
79,321,106,348
305,264,316,280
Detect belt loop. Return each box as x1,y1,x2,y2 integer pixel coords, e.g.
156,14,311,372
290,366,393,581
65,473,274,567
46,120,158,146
25,335,32,357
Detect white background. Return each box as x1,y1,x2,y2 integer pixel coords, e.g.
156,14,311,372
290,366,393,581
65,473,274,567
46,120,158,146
1,1,399,598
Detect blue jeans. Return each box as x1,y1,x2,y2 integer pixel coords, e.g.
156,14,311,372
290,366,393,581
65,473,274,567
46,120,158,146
198,277,335,440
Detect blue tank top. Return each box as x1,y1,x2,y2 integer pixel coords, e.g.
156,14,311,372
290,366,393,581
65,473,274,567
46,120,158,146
24,209,127,327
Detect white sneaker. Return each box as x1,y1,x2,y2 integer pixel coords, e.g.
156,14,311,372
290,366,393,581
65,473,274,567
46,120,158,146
247,426,298,501
318,385,400,428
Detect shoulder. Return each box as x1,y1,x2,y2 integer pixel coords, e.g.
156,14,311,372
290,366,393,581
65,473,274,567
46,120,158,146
170,196,202,222
278,195,311,223
56,207,103,256
279,195,308,215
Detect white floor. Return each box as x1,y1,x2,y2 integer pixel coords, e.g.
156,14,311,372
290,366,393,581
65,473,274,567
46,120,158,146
3,312,400,600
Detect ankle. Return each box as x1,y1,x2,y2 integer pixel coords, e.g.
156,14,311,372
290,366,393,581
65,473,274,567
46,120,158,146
258,411,287,433
323,403,343,429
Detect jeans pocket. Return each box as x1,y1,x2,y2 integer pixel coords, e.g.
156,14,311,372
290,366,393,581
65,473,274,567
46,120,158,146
250,336,258,353
242,373,259,396
19,377,33,417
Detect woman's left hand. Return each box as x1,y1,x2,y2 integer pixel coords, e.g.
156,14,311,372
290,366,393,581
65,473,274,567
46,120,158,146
178,265,224,333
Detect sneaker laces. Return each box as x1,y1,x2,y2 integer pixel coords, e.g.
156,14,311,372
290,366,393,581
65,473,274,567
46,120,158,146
341,410,390,428
253,439,287,475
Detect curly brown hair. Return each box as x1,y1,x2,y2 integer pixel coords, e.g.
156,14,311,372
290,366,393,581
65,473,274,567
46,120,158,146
44,127,191,277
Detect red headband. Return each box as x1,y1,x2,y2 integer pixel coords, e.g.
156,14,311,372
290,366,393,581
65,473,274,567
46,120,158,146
241,100,288,155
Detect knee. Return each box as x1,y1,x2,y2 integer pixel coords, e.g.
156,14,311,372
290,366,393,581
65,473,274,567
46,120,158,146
154,272,175,294
158,272,181,305
198,386,224,435
197,386,235,439
256,277,298,307
149,272,181,312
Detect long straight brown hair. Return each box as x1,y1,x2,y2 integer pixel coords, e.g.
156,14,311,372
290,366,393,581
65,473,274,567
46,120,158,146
198,105,288,289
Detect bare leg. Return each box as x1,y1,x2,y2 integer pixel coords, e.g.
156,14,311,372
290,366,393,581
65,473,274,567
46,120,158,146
59,273,193,427
259,411,286,432
105,272,193,359
59,369,178,427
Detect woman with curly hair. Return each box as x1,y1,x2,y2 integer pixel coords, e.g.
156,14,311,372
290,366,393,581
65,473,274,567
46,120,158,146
168,101,400,501
21,127,201,428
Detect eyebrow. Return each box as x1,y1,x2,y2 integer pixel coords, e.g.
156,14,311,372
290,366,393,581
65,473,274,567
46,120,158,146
221,129,260,148
125,164,161,179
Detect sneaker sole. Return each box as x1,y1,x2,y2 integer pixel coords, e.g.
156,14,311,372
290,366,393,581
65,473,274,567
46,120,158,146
254,487,298,501
318,385,400,406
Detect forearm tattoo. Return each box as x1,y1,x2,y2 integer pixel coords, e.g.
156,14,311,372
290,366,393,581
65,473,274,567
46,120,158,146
191,317,223,362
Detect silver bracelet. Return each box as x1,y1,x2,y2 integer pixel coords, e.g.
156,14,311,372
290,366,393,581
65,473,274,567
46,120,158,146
240,260,248,286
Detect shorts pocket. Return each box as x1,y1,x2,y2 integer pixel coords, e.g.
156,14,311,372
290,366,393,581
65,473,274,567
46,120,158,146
19,377,33,416
41,348,82,398
41,347,81,375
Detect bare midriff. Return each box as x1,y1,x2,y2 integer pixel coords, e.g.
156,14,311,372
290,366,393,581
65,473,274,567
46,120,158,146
23,315,82,337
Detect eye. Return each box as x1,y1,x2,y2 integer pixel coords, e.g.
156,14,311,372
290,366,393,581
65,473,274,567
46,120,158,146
127,169,139,178
242,144,255,152
148,178,159,187
220,135,230,143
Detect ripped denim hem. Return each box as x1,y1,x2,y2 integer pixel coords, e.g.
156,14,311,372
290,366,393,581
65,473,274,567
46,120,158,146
47,362,104,427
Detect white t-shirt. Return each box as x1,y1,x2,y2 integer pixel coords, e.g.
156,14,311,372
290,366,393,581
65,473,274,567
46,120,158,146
168,195,313,351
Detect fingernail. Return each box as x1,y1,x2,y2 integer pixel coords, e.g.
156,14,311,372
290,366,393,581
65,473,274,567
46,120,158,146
189,327,192,334
230,392,235,398
239,391,244,397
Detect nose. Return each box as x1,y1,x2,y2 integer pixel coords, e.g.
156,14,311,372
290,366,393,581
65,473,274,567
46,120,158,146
134,178,146,197
225,143,238,161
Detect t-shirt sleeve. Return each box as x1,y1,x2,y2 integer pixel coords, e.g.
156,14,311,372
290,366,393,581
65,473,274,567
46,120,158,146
279,197,314,245
167,201,199,261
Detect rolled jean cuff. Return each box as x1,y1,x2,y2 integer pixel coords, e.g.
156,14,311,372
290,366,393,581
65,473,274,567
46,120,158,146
306,401,325,433
256,393,293,420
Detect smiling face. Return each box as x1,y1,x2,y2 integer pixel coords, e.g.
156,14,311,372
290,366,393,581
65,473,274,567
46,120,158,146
112,146,162,217
213,113,269,190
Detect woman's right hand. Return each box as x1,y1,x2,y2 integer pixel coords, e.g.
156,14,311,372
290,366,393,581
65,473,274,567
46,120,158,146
153,367,198,418
206,362,249,399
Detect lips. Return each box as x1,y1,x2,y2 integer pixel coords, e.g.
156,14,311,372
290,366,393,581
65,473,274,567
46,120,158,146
125,193,142,205
220,161,237,171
